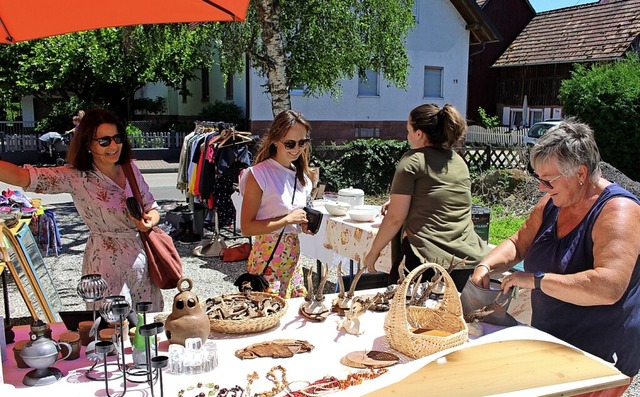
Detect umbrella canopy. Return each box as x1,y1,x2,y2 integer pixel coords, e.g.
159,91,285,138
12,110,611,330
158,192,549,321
39,131,63,142
0,0,249,44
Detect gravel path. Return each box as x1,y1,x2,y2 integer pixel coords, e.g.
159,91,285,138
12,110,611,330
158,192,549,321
2,199,334,319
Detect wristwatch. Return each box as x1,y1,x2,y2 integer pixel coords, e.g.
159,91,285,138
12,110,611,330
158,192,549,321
534,271,545,290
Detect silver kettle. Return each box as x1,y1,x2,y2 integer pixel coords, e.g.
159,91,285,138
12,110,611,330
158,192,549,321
20,320,71,386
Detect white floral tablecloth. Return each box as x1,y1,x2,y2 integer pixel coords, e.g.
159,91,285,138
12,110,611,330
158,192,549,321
323,215,392,273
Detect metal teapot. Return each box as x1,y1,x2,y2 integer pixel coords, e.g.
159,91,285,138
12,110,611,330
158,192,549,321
20,320,71,386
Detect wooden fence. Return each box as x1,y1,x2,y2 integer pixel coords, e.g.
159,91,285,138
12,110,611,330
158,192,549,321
465,125,528,147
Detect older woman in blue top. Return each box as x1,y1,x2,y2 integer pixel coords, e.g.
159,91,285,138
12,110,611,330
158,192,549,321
471,119,640,393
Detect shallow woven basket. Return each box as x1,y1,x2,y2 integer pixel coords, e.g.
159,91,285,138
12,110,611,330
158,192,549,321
208,292,288,334
384,263,468,359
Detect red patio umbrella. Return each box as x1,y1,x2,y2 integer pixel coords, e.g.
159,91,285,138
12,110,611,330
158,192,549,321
0,0,249,44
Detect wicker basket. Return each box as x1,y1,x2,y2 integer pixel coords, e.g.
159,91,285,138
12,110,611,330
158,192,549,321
384,263,468,359
207,292,288,334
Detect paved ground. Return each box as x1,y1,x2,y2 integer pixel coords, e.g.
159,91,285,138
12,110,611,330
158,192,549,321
132,159,179,174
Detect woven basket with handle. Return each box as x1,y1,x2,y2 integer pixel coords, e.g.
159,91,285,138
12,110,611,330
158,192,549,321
384,262,468,359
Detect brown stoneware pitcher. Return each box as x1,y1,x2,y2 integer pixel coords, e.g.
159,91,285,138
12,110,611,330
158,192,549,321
164,277,210,346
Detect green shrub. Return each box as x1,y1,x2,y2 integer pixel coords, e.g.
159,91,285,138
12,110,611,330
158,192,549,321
126,124,144,147
559,53,640,177
313,139,410,194
198,100,244,129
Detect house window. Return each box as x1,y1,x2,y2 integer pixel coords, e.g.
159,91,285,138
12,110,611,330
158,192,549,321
358,69,379,97
530,109,543,124
424,67,443,98
355,127,380,138
510,110,523,129
201,68,210,103
225,71,233,100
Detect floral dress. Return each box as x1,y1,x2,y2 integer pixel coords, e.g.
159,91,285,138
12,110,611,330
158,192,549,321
24,163,163,311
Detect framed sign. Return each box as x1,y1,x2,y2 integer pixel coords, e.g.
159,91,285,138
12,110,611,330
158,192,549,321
1,223,63,323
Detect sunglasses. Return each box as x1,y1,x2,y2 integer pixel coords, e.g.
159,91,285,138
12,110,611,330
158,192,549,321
280,138,311,150
532,173,564,189
94,134,123,147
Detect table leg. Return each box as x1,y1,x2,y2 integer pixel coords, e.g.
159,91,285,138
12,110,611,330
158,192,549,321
2,268,14,343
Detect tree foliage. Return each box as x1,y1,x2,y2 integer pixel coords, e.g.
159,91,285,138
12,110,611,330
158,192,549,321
559,54,640,176
216,0,415,116
0,24,219,118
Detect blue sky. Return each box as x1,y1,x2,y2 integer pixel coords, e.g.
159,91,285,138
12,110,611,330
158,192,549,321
529,0,598,12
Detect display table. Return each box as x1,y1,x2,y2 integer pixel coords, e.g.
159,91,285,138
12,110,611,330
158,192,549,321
1,290,628,396
322,212,391,274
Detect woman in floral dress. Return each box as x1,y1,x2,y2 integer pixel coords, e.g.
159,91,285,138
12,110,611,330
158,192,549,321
238,110,316,298
0,109,163,311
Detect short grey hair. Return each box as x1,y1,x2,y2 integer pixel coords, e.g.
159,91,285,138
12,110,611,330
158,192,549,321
530,118,601,183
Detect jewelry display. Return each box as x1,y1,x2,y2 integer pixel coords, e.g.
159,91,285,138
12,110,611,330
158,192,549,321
177,364,388,397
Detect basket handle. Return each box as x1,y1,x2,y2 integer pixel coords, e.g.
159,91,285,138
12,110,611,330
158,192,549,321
395,263,464,318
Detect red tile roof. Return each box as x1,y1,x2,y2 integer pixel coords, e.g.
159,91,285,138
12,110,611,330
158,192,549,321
493,0,640,67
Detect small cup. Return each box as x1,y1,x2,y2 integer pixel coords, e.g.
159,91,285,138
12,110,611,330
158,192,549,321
183,337,203,375
203,340,218,372
58,331,81,360
168,344,185,374
12,340,29,368
78,320,94,346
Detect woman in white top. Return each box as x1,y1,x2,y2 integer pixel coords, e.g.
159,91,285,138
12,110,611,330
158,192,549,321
239,110,315,298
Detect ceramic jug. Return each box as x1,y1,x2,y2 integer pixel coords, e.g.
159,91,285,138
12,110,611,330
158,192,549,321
164,277,210,346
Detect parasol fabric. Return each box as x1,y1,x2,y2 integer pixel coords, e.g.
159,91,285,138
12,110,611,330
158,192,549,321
39,131,63,142
0,0,249,44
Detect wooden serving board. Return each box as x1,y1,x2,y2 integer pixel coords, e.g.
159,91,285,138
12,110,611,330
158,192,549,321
364,339,628,397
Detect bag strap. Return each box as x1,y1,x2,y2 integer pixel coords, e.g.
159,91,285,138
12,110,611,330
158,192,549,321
122,162,149,243
122,161,143,206
260,175,298,276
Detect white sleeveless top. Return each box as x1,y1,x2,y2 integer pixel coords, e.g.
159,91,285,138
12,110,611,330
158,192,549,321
239,158,312,234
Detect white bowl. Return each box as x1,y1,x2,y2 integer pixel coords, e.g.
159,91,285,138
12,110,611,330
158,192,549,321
353,204,382,213
324,201,351,216
348,209,378,222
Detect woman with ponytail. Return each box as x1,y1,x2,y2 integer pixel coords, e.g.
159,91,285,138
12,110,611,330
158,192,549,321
364,103,490,290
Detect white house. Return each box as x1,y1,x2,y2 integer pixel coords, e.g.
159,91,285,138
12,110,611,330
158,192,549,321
129,0,499,141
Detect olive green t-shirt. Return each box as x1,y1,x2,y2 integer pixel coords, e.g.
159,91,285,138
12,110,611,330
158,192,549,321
390,147,490,268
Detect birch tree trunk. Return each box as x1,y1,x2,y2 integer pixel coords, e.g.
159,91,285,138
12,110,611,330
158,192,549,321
255,0,291,117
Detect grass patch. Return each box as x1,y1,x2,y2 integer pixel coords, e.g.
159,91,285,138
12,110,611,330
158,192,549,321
489,214,526,246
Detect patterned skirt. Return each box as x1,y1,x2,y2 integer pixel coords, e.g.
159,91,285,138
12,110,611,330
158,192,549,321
247,232,307,298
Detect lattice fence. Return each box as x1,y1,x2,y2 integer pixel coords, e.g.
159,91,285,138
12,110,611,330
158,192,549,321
313,144,530,171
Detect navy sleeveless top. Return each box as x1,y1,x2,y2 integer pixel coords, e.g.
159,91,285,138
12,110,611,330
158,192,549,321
524,183,640,377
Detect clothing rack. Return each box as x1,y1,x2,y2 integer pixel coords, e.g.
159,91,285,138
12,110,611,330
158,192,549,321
175,121,255,247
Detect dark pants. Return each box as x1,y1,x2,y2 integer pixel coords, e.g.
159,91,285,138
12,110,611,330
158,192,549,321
387,237,472,293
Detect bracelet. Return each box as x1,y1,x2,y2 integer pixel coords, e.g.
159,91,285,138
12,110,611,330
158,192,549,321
475,263,491,273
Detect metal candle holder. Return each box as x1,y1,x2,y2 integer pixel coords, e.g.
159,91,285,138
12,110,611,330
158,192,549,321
96,341,114,396
140,322,167,397
76,274,108,328
126,301,156,382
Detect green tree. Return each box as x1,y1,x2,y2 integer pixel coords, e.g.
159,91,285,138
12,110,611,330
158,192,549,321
0,24,219,119
559,53,640,177
216,0,415,116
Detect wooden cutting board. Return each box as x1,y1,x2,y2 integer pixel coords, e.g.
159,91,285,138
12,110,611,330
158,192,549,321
364,339,627,397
